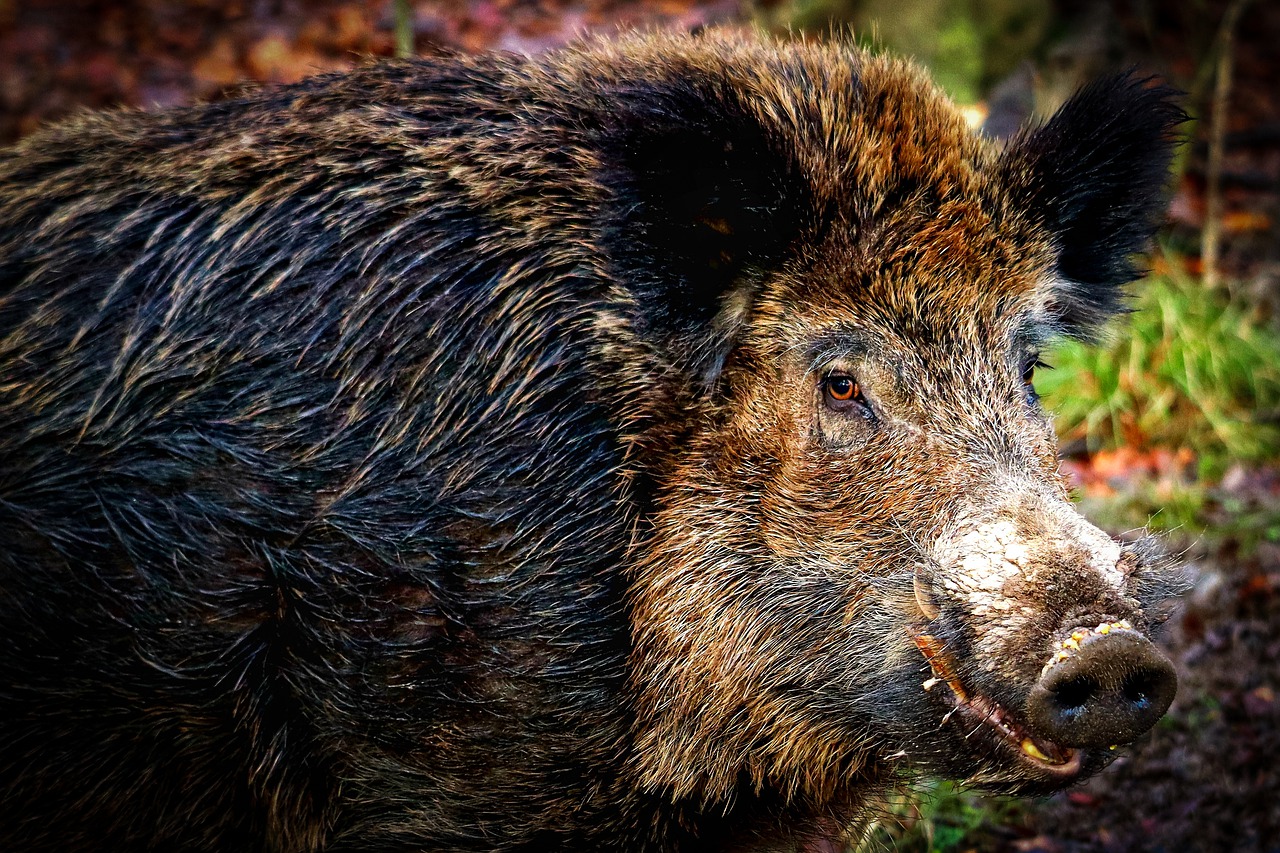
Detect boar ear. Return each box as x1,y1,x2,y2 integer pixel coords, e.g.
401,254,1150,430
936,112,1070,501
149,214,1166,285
596,85,811,380
1000,73,1186,334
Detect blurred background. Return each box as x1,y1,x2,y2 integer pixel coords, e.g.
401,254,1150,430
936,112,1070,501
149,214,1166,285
1,1,1276,850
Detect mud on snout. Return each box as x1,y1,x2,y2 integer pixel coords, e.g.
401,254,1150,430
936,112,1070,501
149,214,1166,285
904,488,1188,792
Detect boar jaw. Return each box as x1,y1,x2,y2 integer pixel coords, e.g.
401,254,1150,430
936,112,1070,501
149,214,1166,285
913,632,1083,778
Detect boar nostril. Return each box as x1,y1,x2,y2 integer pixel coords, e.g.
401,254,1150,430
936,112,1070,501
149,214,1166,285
1121,669,1166,710
1052,676,1095,720
1026,629,1177,749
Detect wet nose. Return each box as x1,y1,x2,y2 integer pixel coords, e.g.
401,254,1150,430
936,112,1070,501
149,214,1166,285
1025,625,1177,749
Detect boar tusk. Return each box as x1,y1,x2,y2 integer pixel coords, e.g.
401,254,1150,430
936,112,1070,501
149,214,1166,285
912,634,968,703
914,572,941,620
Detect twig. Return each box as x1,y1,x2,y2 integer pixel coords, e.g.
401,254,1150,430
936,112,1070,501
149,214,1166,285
393,0,414,59
1201,0,1253,291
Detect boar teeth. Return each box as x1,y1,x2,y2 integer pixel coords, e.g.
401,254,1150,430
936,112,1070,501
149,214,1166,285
1021,739,1052,762
912,629,1076,769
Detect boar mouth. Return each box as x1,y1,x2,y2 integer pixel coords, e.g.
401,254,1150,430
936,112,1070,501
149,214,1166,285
912,633,1083,778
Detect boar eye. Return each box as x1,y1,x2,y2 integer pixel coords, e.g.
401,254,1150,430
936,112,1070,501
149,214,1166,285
823,375,867,411
1022,357,1050,405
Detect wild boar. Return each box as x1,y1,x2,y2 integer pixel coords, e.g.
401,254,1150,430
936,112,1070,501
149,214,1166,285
0,29,1185,853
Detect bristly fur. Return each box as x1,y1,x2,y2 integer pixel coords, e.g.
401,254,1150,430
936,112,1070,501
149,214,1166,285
0,29,1184,853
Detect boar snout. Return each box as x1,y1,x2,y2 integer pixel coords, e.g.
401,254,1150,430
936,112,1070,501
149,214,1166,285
1027,623,1177,749
909,492,1183,787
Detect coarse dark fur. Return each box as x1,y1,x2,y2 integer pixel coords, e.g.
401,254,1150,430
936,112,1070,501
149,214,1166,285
0,29,1185,853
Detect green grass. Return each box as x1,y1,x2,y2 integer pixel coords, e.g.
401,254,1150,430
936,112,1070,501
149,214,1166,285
859,780,1026,852
1035,260,1280,548
1037,263,1280,482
